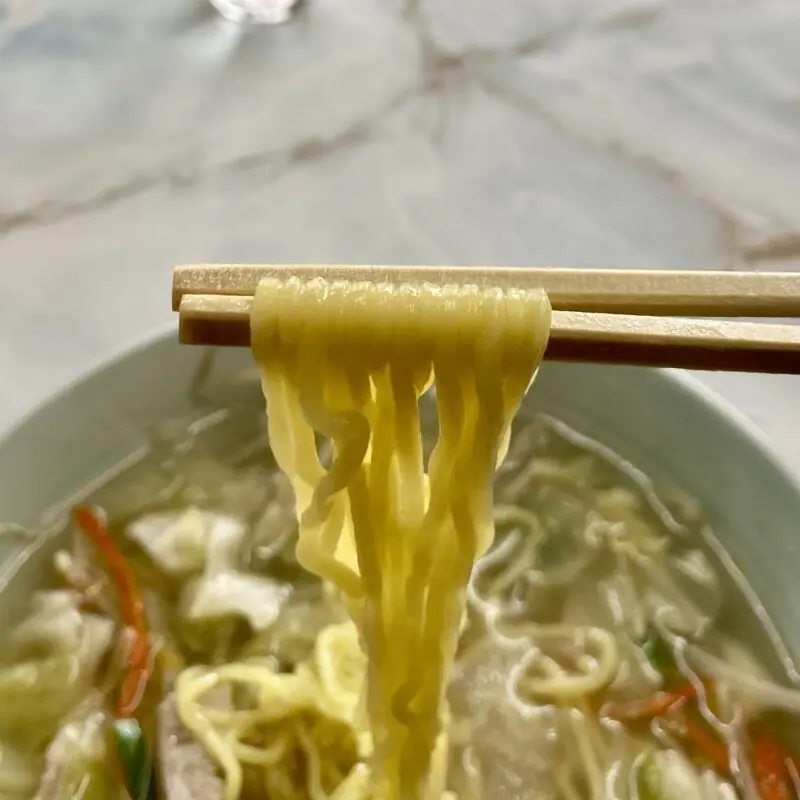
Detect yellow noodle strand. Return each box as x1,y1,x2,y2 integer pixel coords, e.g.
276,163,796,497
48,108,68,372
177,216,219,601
250,278,552,799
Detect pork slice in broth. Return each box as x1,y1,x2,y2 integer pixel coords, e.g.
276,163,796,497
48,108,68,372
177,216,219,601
158,687,230,800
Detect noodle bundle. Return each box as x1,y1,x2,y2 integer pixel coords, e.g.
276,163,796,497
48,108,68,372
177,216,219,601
6,274,796,800
250,278,552,799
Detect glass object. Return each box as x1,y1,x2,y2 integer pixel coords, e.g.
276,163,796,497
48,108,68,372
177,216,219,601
208,0,298,24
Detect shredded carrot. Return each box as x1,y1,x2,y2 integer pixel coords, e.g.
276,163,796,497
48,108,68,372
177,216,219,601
751,731,792,800
605,680,712,722
670,716,732,775
607,678,733,779
73,505,151,718
607,674,800,799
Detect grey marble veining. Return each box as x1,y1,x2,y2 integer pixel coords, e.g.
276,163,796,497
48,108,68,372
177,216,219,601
0,0,799,473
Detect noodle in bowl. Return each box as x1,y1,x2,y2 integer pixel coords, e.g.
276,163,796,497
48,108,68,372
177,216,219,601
0,325,798,800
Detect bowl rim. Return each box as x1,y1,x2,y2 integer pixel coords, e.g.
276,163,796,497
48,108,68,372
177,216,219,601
0,322,181,450
2,322,799,500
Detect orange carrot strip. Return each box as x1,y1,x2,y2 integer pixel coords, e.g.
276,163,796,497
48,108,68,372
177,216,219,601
605,680,712,722
73,505,151,718
752,731,792,800
677,717,732,775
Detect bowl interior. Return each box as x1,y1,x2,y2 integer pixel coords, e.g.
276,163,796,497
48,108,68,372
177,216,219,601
1,331,799,675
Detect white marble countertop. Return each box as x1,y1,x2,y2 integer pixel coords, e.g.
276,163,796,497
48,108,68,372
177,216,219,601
1,0,799,471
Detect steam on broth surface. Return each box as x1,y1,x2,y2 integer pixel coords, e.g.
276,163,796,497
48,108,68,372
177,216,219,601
1,283,799,799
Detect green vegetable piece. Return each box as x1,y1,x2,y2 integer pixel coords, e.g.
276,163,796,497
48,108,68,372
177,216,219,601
114,719,155,800
637,767,661,800
637,751,682,800
636,748,734,800
641,628,676,674
638,753,666,800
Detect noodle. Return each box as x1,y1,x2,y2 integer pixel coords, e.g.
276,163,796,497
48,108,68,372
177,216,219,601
177,669,246,800
248,278,552,799
169,278,743,800
509,624,620,703
12,305,784,800
176,621,371,800
175,617,456,800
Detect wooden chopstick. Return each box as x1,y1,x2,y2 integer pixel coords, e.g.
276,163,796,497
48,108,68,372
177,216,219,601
177,293,800,374
172,264,800,318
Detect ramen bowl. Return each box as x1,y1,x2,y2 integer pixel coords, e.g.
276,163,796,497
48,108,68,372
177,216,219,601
0,326,798,677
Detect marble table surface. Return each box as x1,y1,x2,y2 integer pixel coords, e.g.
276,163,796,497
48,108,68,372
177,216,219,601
1,0,799,472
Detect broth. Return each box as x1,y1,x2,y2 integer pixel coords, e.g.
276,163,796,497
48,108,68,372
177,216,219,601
1,405,797,800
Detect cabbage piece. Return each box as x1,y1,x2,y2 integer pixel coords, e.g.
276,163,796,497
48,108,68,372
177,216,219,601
637,750,736,800
156,507,294,632
0,594,114,749
9,590,114,666
52,549,116,619
34,692,119,800
0,657,95,750
243,590,347,667
127,507,247,575
11,590,112,656
183,571,291,632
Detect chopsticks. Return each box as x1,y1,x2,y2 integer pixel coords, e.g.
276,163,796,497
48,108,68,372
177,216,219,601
173,265,800,374
174,265,800,317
